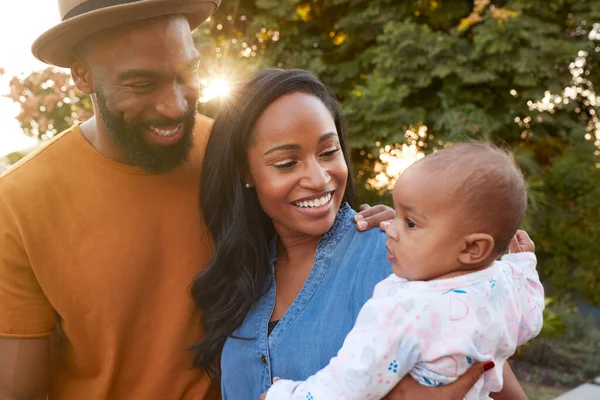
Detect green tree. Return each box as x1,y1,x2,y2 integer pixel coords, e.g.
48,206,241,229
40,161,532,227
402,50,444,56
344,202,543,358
195,0,600,306
5,68,93,140
534,142,600,305
4,0,600,305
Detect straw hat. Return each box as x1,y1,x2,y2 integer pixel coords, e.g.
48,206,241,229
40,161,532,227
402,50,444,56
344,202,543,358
32,0,220,67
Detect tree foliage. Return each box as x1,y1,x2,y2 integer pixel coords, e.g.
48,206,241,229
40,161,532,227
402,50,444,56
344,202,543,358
3,0,600,305
5,68,92,140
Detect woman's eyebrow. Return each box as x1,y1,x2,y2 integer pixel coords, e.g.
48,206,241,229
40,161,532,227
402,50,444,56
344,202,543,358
263,132,338,156
264,144,300,156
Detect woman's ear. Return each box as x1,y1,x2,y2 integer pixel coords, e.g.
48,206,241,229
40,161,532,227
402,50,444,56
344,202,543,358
241,170,254,188
458,233,495,265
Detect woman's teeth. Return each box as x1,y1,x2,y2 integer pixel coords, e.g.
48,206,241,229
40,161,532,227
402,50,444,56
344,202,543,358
294,193,332,208
149,125,181,137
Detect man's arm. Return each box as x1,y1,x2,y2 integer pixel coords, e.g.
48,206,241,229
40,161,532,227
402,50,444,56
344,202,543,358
0,195,56,400
0,337,51,400
354,203,395,231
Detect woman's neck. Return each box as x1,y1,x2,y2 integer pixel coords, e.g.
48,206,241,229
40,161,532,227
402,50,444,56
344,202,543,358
276,234,322,266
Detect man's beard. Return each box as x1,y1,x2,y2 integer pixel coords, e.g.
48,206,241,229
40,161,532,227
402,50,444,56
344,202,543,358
96,87,196,173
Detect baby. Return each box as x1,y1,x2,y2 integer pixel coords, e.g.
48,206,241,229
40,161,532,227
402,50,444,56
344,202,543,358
265,142,544,400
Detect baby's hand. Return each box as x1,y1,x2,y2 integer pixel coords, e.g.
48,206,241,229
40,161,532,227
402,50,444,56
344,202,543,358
259,377,281,400
508,230,535,253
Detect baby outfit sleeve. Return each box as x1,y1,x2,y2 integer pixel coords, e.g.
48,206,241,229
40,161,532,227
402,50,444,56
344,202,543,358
501,252,545,344
266,294,420,400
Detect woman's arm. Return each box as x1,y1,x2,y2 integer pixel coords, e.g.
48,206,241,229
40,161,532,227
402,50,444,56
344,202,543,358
383,361,496,400
490,362,527,400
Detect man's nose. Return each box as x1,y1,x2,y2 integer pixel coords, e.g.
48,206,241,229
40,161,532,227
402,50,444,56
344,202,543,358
155,83,187,120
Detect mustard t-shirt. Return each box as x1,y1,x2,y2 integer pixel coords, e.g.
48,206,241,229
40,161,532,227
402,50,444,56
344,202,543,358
0,115,220,400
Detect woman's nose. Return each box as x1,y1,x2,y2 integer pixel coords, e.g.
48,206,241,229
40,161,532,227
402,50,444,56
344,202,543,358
301,160,330,189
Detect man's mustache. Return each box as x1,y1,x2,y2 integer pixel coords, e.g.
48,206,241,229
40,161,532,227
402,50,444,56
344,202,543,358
138,108,195,128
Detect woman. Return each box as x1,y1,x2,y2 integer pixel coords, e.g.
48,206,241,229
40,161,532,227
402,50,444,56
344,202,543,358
191,69,524,399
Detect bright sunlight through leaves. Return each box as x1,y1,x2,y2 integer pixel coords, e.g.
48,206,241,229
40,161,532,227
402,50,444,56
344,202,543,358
199,77,230,103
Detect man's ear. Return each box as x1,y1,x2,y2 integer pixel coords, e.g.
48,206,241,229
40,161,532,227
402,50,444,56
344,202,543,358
458,233,495,265
71,56,95,95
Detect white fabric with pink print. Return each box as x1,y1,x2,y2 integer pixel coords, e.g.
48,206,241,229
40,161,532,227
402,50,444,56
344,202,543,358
266,252,543,400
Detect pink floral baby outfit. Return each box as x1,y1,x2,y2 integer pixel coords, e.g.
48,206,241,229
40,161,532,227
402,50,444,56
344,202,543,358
266,252,544,400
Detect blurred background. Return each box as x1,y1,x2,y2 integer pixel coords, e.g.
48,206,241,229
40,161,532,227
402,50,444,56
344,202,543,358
1,1,599,398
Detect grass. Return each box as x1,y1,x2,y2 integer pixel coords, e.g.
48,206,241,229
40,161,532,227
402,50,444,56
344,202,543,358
511,300,600,398
522,382,566,400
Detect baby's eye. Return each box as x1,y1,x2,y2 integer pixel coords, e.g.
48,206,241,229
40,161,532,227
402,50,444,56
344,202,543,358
406,218,417,229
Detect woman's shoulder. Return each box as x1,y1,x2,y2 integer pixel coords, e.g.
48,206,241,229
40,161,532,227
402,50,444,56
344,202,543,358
322,204,388,254
343,227,390,268
339,206,389,249
321,204,391,282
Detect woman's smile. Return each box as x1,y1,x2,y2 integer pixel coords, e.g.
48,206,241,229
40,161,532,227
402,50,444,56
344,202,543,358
246,92,348,238
291,190,335,218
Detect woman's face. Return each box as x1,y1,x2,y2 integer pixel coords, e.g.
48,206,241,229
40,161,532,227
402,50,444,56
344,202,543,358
247,92,348,239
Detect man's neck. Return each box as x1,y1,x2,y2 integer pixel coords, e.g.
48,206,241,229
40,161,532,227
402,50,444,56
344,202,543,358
79,116,133,165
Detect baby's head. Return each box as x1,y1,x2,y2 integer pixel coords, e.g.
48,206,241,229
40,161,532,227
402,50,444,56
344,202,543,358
385,142,527,281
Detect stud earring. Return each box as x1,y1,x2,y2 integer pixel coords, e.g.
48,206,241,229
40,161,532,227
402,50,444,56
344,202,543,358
245,183,252,189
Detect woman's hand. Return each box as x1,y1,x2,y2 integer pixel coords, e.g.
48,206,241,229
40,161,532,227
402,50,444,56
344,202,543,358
354,204,395,231
508,230,535,253
383,362,495,400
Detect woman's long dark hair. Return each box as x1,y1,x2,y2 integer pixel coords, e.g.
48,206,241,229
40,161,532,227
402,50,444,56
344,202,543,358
190,69,356,374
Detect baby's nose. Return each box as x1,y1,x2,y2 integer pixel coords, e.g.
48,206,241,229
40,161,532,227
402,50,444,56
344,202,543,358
386,223,399,240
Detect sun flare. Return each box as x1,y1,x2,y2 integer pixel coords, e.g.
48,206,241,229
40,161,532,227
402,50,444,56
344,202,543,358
200,77,230,103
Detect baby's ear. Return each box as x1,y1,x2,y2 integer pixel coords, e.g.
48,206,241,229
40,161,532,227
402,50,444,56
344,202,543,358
458,233,495,265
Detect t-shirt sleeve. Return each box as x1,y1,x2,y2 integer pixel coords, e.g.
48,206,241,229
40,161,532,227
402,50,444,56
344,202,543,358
0,196,55,337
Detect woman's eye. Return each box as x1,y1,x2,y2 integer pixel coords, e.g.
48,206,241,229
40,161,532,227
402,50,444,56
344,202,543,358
321,148,340,158
273,161,297,169
406,218,417,229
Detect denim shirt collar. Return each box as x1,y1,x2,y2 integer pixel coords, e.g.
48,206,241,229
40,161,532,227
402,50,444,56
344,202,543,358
268,202,354,269
220,202,393,399
264,203,355,348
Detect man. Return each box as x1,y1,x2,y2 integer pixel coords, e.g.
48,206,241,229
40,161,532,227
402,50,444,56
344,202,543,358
0,1,400,399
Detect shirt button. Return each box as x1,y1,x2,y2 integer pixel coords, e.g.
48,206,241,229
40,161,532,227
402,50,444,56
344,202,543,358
260,354,267,364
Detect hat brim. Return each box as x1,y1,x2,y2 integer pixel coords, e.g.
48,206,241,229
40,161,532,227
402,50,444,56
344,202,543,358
32,0,219,68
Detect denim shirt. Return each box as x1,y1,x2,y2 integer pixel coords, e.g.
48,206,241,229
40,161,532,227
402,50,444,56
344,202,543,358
220,204,392,399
